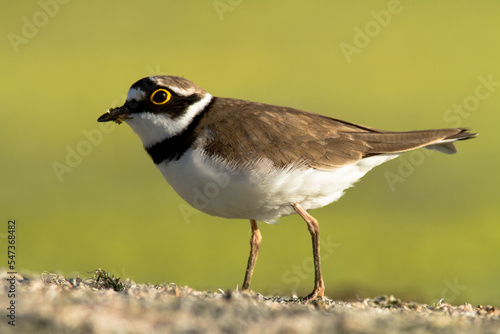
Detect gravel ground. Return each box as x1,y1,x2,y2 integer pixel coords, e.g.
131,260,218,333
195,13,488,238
1,269,499,334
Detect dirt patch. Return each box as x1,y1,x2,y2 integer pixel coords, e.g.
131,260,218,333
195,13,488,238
1,269,499,333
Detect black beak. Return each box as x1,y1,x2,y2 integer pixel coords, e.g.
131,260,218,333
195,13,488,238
97,105,131,123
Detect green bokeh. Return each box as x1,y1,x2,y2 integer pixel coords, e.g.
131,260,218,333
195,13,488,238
1,1,499,306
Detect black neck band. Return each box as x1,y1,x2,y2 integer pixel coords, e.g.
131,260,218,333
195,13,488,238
145,97,215,164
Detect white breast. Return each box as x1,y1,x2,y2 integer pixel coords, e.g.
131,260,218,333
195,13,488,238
155,147,398,223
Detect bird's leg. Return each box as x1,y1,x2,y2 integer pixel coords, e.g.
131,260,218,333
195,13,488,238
293,203,325,301
242,219,262,291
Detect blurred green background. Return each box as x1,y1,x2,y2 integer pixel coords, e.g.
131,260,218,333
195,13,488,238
1,1,499,306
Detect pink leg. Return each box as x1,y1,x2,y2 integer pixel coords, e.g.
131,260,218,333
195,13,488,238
293,203,325,301
242,219,262,291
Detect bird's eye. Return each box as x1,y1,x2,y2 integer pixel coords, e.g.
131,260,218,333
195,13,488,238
150,89,171,105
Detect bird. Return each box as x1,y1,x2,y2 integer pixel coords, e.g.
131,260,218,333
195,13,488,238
98,75,476,301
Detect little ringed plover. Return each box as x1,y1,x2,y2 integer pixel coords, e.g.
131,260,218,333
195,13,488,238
98,75,476,301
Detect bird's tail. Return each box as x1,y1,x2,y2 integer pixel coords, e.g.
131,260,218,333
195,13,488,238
355,128,477,157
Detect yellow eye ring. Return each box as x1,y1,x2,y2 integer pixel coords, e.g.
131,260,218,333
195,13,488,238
150,89,171,105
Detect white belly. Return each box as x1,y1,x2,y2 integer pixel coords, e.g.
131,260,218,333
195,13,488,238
156,147,398,223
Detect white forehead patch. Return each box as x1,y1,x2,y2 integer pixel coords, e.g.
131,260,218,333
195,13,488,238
127,87,146,102
147,76,198,97
169,86,197,97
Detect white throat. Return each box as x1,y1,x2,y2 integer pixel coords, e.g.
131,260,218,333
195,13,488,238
125,93,213,148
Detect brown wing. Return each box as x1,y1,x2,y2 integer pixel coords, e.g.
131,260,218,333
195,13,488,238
197,98,476,170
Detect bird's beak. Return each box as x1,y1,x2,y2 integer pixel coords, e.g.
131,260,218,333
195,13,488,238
97,105,131,124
